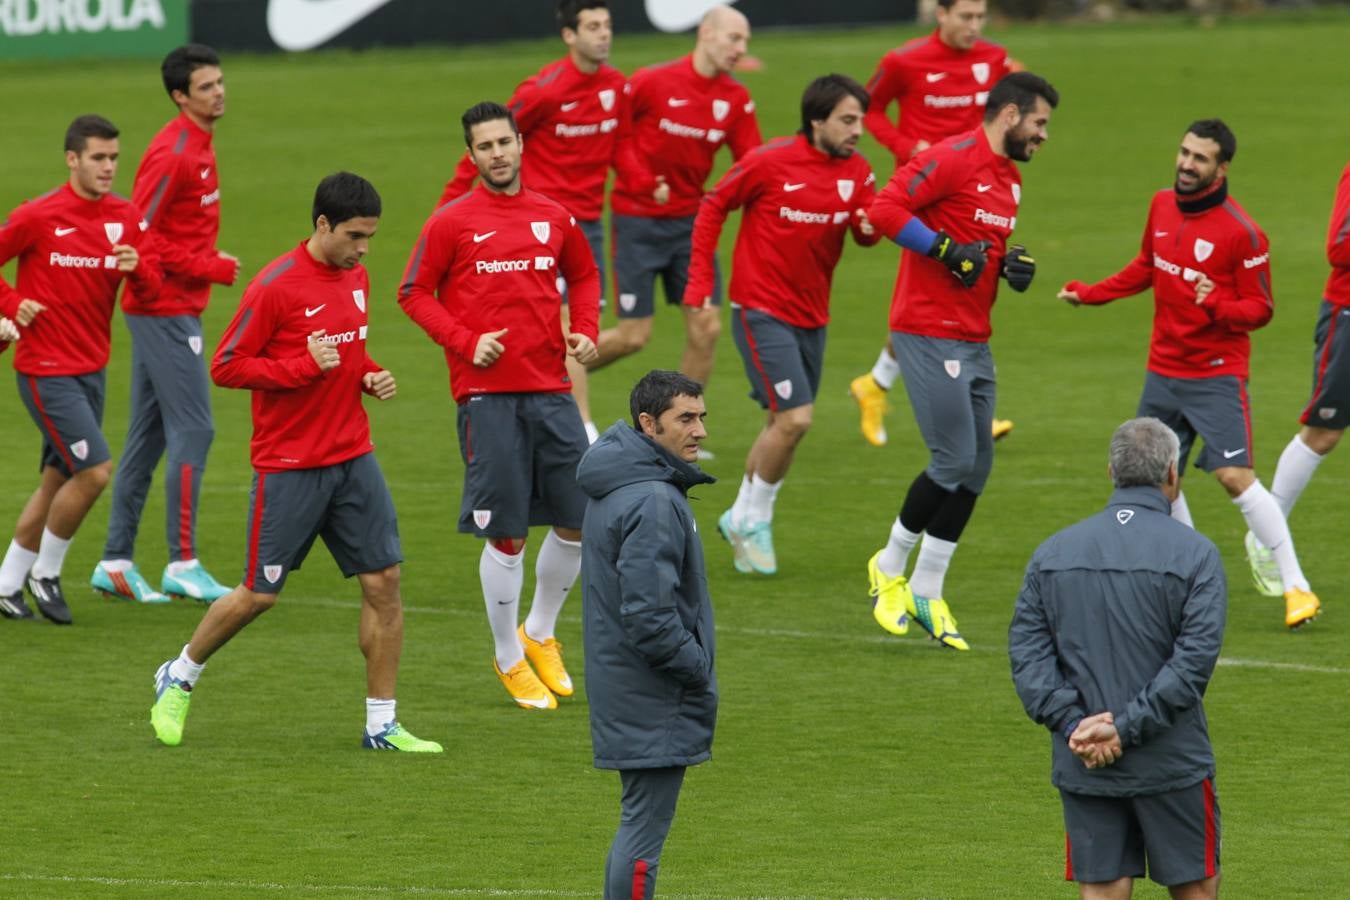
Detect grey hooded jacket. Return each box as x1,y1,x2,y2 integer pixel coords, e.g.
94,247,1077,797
1009,485,1227,796
577,422,717,770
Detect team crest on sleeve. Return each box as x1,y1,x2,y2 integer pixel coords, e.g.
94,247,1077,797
530,221,551,244
263,565,282,583
70,439,89,461
837,179,855,202
188,336,203,356
774,379,793,400
944,360,961,379
599,89,616,111
971,62,990,84
352,288,366,312
103,222,124,245
473,509,492,529
1116,509,1135,525
1193,239,1215,262
1012,183,1021,205
712,99,730,121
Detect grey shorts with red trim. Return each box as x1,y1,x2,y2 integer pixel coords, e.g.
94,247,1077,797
730,305,826,412
16,370,110,476
1299,299,1350,429
1136,371,1254,471
611,213,722,318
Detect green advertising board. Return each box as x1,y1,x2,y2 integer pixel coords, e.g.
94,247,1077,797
0,0,188,60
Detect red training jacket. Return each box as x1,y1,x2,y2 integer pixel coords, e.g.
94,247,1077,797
1324,162,1350,308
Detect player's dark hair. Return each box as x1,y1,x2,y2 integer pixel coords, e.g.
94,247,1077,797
161,44,221,99
64,114,119,154
462,101,520,148
557,0,607,32
312,172,381,228
799,74,869,136
1185,118,1237,164
630,370,704,429
983,71,1059,123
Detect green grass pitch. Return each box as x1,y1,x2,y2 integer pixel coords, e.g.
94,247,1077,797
1,10,1348,898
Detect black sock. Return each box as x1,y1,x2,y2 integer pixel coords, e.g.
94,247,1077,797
899,472,953,533
927,488,979,542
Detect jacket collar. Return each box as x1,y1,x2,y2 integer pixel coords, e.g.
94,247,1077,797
1106,485,1173,516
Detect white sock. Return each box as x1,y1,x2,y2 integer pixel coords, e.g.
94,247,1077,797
524,530,581,642
746,474,782,526
168,644,205,687
1234,481,1308,592
871,347,900,391
0,539,38,595
909,535,957,599
480,542,525,671
1270,434,1324,519
878,518,921,577
29,528,72,579
165,559,198,576
100,558,133,573
365,698,396,735
584,421,600,444
730,476,753,529
1170,491,1194,528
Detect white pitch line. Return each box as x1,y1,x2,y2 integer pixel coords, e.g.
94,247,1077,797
1217,657,1349,676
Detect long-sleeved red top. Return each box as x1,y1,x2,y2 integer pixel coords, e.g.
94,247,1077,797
1064,186,1274,379
610,55,761,219
864,32,1013,164
123,112,234,317
398,185,600,403
211,242,382,472
1323,162,1350,307
683,134,879,328
436,57,648,221
0,183,160,376
869,128,1021,343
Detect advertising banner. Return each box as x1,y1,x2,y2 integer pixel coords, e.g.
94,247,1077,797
0,0,189,60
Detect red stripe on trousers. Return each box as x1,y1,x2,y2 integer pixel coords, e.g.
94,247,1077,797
1203,778,1217,878
1300,309,1339,424
1237,379,1255,468
27,376,77,472
738,307,778,412
631,859,648,899
1064,833,1074,881
246,474,267,587
179,463,194,560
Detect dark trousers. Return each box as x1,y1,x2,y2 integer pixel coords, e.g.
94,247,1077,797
604,766,686,899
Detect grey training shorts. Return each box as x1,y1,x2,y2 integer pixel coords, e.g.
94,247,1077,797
16,370,110,476
611,213,722,318
1299,299,1350,429
1136,371,1253,471
731,305,826,412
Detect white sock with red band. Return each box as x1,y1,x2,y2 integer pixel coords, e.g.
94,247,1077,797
480,542,525,671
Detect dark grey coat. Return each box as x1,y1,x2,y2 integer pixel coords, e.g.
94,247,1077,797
1009,486,1228,796
578,422,717,770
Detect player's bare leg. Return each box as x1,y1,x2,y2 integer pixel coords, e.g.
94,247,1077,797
721,406,810,575
592,316,652,368
1079,877,1132,900
680,305,720,386
11,465,67,550
185,585,279,663
1167,874,1219,900
561,305,596,440
357,564,403,699
1216,465,1318,627
34,461,110,544
1299,424,1343,455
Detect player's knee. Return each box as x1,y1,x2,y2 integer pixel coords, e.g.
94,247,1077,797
617,319,653,354
1213,466,1253,497
1302,426,1342,454
239,588,278,615
170,427,215,465
776,406,813,441
686,315,721,349
78,461,113,493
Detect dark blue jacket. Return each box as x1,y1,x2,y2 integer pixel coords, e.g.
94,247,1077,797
1009,486,1227,796
578,422,717,770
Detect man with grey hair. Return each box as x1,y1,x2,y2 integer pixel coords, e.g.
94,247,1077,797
1010,417,1226,900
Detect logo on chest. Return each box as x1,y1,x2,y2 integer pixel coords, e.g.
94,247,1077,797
1193,239,1215,262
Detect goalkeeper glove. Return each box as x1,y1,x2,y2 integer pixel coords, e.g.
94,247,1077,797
1003,245,1036,292
928,231,991,288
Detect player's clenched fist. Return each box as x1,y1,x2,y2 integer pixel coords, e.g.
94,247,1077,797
474,327,508,367
362,369,397,400
566,332,598,365
0,316,18,342
15,299,47,326
928,231,990,288
1002,244,1036,292
112,243,140,272
307,330,341,371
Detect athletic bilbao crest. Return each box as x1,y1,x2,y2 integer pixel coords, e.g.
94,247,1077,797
188,336,203,356
837,179,855,203
473,509,492,529
1320,407,1337,420
70,439,89,461
712,99,730,121
1116,509,1135,525
598,88,616,111
1193,239,1215,262
531,221,551,244
619,293,637,313
352,288,366,312
971,62,990,84
1012,183,1021,205
774,379,793,400
103,222,124,245
264,565,282,583
944,360,961,379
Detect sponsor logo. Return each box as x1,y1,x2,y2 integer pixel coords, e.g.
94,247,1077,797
1194,238,1215,262
837,179,854,202
352,288,365,312
70,439,89,461
472,231,496,243
599,89,615,111
833,211,850,224
1153,254,1182,276
1222,447,1246,459
974,208,1012,229
619,292,637,312
925,72,947,83
316,330,360,345
473,509,492,529
707,128,724,143
304,304,326,317
555,119,618,137
104,222,124,245
200,167,211,180
1011,183,1021,205
54,226,76,237
187,336,202,355
924,94,975,109
667,97,690,107
976,183,992,193
1319,407,1337,420
1116,509,1135,525
534,256,555,270
1243,252,1269,269
1155,231,1168,237
359,325,368,340
48,252,111,269
560,101,580,112
712,98,730,121
263,564,282,583
783,182,806,192
530,221,551,244
200,189,220,207
779,206,830,224
659,118,705,139
266,0,397,52
774,379,793,400
975,90,989,105
972,62,990,84
476,258,532,273
0,0,168,35
944,359,961,378
1182,267,1202,283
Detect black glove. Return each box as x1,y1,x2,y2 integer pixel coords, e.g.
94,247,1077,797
928,231,991,288
1002,244,1036,292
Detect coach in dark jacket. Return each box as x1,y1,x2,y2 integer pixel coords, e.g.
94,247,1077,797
578,370,715,900
1010,417,1227,898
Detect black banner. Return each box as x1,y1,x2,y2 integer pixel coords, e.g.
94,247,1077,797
191,0,913,54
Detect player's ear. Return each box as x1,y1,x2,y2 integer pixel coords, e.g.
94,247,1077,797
314,214,330,236
638,411,657,437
